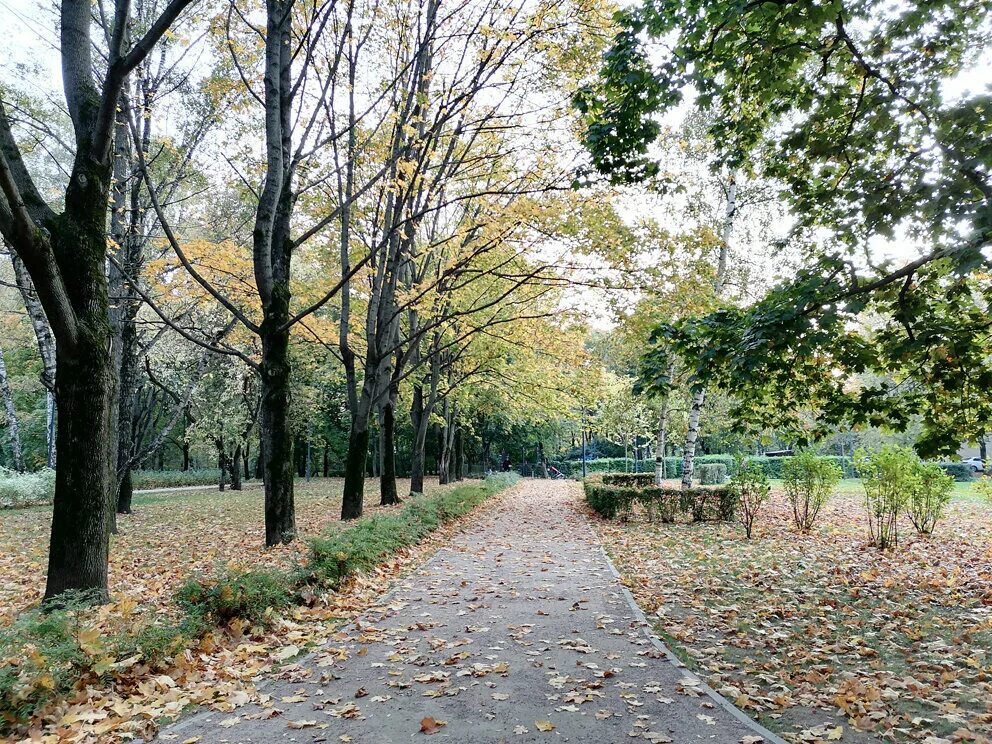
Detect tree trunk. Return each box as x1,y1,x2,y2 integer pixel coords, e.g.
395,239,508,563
538,441,548,479
454,427,464,481
0,343,24,471
342,423,369,519
322,442,329,477
117,468,133,514
231,444,243,490
379,393,401,505
217,438,227,492
409,385,428,495
182,438,190,471
654,399,670,486
45,328,117,603
681,388,706,489
260,328,296,545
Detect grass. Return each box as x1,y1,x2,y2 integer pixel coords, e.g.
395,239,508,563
593,486,992,743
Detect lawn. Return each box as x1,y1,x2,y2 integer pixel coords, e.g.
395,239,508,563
0,477,446,622
592,485,992,744
0,476,483,742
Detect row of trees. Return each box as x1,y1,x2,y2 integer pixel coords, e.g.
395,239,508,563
0,0,611,601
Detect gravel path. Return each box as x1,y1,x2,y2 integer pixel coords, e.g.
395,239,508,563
159,480,781,744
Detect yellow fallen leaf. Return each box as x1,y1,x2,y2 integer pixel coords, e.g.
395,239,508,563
535,720,556,732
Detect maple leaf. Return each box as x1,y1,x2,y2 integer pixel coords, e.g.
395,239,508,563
420,716,447,734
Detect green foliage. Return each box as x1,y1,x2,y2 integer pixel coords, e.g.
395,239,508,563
0,593,102,729
583,476,733,523
131,469,225,490
907,464,954,536
0,467,55,509
729,455,770,539
583,0,992,456
782,452,841,533
175,570,294,628
855,446,917,550
978,476,992,504
602,472,654,487
935,462,975,482
696,463,726,485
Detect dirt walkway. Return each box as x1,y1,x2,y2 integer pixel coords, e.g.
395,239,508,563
160,480,782,743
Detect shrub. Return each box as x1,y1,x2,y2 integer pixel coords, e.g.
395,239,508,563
935,462,975,482
175,569,294,628
855,445,918,550
583,477,733,523
602,472,654,487
782,451,842,532
130,469,224,490
0,593,101,729
907,463,954,535
697,463,727,485
978,476,992,503
0,467,56,508
729,456,770,539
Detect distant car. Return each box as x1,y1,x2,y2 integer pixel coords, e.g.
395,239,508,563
963,456,986,473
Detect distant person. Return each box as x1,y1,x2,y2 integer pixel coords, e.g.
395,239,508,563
501,455,511,472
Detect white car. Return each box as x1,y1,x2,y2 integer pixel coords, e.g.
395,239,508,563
963,456,986,473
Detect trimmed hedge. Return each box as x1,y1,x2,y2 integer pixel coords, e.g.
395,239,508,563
602,472,654,487
697,463,728,485
583,476,734,523
564,454,857,479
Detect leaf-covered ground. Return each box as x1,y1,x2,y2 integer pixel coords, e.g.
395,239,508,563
0,477,472,742
593,483,992,744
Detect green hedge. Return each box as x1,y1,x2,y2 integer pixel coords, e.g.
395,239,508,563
602,472,654,487
936,462,975,482
131,469,225,490
583,477,734,523
563,454,859,480
698,463,728,485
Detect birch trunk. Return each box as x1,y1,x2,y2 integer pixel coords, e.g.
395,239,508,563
0,342,24,471
679,174,738,489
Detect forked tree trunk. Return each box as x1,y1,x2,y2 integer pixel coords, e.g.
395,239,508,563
260,327,296,544
379,394,400,505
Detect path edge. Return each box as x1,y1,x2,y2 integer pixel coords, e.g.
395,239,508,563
597,544,790,744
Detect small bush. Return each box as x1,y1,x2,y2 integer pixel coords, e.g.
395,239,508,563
0,593,101,729
176,569,294,628
782,451,842,532
907,463,954,535
978,476,992,503
697,463,728,485
855,445,917,550
935,462,975,482
0,467,56,508
729,456,770,539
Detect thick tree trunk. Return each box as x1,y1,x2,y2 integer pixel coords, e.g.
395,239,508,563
342,424,369,519
681,388,706,489
260,328,296,544
217,438,227,492
45,331,117,603
379,395,400,505
0,343,24,471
